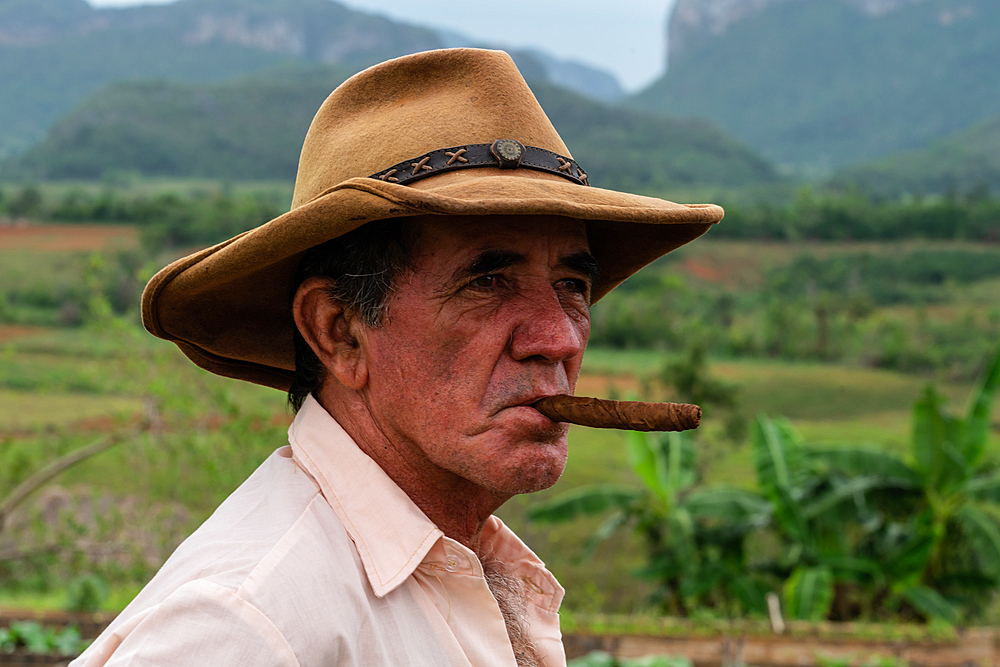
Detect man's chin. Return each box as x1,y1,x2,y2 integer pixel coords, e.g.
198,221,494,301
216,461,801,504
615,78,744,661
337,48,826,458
491,441,568,495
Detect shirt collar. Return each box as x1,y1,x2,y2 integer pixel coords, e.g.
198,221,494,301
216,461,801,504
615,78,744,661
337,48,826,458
288,395,443,598
287,395,564,611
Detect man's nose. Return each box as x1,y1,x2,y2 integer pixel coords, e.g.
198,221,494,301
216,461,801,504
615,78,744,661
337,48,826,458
508,289,588,363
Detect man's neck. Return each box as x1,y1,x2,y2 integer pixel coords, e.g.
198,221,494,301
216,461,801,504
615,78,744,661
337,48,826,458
315,389,509,550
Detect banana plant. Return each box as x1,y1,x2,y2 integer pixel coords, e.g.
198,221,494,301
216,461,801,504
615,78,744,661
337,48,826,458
750,415,899,621
807,343,1000,622
529,429,770,616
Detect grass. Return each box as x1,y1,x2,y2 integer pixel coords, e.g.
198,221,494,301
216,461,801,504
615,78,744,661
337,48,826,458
0,390,142,432
1,224,998,616
2,332,996,614
534,345,1000,607
581,346,990,434
715,359,943,419
4,178,293,205
0,583,142,613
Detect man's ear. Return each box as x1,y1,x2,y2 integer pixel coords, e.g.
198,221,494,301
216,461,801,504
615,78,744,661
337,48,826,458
292,276,369,391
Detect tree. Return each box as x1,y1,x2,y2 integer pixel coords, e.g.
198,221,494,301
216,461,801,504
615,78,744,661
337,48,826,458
530,346,1000,623
529,430,770,616
810,343,1000,621
749,416,903,621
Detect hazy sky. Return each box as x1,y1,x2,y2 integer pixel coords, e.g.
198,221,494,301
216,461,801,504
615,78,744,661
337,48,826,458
85,0,677,92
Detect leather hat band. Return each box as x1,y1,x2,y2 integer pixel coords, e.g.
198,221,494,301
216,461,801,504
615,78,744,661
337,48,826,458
369,139,590,187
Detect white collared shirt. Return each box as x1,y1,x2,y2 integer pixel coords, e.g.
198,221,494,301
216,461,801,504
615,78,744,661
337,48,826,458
72,395,566,666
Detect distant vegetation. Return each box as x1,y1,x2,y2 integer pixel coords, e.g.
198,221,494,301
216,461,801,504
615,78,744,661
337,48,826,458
0,0,444,159
829,116,1000,198
635,0,1000,173
534,347,1000,624
5,71,783,191
532,82,782,192
10,66,351,181
2,180,997,382
3,0,1000,629
2,214,997,619
0,0,626,163
3,0,998,196
590,244,1000,380
712,188,1000,242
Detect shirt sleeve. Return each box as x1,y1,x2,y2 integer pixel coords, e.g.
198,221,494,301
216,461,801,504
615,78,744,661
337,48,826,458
75,580,300,667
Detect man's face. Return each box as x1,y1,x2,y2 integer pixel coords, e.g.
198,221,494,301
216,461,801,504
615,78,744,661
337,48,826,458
359,215,596,498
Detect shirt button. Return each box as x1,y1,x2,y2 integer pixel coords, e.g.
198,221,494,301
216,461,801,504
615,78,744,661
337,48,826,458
444,555,460,572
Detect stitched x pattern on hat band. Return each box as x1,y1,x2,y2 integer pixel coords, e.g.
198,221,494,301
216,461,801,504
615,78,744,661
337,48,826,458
370,140,590,187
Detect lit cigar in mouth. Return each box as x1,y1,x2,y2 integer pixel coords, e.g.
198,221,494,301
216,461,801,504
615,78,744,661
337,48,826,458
532,395,701,432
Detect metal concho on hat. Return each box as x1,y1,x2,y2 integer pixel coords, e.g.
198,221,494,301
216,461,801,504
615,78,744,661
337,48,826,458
370,139,589,186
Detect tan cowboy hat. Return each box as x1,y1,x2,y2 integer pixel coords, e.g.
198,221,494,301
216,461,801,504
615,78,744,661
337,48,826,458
141,48,724,391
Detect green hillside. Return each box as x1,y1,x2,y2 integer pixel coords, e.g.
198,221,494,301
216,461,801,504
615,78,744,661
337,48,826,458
0,0,627,163
829,115,1000,198
634,0,1000,173
7,69,783,190
11,66,351,181
0,0,442,159
532,82,783,192
0,29,287,158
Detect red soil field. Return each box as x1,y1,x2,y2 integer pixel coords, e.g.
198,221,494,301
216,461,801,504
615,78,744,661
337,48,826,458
0,324,47,342
0,223,137,252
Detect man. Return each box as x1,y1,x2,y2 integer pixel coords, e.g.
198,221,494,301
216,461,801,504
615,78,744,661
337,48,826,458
73,48,722,666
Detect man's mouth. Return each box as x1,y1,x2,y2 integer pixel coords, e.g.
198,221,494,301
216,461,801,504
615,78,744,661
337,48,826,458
508,394,567,426
487,387,570,420
517,393,561,411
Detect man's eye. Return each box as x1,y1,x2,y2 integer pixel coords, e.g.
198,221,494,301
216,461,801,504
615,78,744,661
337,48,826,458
470,274,500,289
558,278,590,294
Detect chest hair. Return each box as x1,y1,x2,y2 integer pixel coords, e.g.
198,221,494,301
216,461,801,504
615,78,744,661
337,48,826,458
480,555,542,667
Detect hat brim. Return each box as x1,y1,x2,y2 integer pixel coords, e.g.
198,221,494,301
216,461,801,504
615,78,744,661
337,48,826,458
142,170,723,391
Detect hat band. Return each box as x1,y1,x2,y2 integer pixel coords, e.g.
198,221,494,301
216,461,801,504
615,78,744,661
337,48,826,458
369,139,590,187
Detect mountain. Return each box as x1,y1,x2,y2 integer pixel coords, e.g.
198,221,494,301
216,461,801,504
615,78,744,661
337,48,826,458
9,65,782,191
637,0,1000,173
435,28,623,103
828,115,1000,198
667,0,923,61
0,0,622,160
530,81,781,192
0,0,440,159
12,65,350,180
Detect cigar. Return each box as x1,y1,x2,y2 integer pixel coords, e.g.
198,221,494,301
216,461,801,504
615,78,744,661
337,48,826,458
532,395,701,432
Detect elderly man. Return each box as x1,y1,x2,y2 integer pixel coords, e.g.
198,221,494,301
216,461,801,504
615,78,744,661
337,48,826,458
72,49,722,666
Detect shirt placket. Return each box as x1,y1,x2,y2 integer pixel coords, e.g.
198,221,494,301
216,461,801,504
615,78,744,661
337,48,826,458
416,541,519,667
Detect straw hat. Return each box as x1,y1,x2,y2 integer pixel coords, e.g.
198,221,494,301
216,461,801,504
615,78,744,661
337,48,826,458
141,48,724,390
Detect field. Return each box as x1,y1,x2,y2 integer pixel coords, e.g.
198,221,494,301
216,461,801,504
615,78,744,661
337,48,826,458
1,220,998,617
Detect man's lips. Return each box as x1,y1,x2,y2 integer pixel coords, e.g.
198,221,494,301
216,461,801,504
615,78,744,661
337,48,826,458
513,392,564,410
503,394,568,424
486,388,570,420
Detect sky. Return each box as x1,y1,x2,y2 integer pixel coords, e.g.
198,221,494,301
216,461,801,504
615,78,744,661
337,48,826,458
85,0,677,92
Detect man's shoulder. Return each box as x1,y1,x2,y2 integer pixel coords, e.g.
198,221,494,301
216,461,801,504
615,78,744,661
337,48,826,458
75,449,376,665
121,448,365,615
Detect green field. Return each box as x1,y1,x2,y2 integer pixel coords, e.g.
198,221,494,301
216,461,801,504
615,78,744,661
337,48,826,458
1,220,998,616
3,325,992,613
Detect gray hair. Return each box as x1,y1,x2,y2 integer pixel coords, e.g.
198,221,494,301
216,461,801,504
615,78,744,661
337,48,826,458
288,218,418,411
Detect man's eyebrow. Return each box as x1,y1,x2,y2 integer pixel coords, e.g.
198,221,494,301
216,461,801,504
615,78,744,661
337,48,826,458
558,251,601,285
453,249,527,283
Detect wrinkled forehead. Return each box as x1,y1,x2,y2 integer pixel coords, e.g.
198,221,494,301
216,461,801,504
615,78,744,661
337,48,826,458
408,214,590,262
